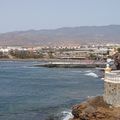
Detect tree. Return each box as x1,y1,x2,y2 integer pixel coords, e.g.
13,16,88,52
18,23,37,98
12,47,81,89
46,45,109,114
117,48,120,53
89,53,97,60
48,51,54,59
113,52,120,70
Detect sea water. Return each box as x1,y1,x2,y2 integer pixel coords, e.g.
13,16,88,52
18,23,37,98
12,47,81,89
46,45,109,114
0,61,103,120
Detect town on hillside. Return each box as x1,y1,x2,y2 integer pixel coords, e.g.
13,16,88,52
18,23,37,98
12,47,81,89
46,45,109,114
0,44,119,61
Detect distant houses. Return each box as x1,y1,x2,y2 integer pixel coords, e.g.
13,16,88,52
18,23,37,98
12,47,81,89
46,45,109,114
0,44,119,59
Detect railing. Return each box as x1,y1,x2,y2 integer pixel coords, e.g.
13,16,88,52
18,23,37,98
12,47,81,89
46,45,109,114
105,70,120,83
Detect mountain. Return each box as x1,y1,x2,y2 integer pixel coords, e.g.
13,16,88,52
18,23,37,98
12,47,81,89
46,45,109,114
0,25,120,46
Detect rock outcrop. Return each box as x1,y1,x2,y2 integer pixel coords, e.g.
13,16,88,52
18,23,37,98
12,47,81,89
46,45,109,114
70,96,120,120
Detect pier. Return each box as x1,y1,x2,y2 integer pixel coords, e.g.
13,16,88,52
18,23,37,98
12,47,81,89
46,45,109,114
35,60,106,68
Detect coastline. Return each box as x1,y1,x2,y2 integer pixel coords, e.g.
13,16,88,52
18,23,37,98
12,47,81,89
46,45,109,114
0,59,106,68
0,58,57,62
70,96,120,120
35,61,106,68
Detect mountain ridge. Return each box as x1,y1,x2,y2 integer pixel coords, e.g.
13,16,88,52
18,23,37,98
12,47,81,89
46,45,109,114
0,25,120,46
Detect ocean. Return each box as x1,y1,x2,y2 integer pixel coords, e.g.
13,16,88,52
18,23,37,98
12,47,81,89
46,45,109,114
0,61,103,120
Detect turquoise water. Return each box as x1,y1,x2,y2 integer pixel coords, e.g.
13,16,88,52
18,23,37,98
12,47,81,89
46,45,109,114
0,61,103,120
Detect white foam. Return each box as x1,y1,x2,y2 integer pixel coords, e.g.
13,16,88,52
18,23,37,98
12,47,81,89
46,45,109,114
101,77,104,80
87,96,95,98
62,110,73,120
84,70,92,73
85,72,98,78
72,71,82,73
22,66,38,68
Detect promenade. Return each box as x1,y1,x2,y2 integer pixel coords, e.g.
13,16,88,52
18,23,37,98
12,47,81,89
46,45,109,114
35,60,106,68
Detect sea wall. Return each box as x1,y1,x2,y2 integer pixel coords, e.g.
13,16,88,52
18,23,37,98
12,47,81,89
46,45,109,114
103,81,120,107
37,62,106,68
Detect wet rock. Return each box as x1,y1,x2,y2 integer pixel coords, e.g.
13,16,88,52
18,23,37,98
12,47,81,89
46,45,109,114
70,96,120,120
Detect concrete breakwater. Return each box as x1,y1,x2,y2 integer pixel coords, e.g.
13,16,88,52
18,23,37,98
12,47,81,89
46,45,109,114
35,61,106,68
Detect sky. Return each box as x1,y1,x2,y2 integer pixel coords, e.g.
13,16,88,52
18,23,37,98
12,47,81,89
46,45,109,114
0,0,120,33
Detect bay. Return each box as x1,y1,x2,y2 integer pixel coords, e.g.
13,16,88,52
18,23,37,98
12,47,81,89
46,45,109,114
0,61,103,120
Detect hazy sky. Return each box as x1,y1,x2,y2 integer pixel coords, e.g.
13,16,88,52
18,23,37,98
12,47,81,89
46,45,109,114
0,0,120,33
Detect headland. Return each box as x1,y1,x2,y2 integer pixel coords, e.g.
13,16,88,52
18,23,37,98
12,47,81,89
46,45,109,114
70,68,120,120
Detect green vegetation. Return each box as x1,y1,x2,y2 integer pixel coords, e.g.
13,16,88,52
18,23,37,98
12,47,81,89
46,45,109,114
48,51,54,59
117,48,120,53
9,50,44,59
0,51,9,58
89,53,97,60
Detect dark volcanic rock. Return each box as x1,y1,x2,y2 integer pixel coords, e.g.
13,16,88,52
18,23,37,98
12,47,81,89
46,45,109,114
70,96,120,120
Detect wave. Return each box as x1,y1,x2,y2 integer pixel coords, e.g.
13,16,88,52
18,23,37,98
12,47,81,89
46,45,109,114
84,72,98,78
22,66,40,68
101,77,104,80
61,110,73,120
87,95,95,99
71,70,82,73
84,70,93,73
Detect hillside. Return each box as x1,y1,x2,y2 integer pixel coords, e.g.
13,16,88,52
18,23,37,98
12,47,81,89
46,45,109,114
0,25,120,46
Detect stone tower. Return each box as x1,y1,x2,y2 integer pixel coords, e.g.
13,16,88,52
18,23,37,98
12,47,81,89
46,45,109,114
104,64,120,107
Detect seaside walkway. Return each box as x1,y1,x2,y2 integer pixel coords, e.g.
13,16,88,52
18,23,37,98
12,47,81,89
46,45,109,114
35,60,106,68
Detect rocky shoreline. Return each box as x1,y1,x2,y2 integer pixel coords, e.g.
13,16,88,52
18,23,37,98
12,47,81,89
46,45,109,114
70,96,120,120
